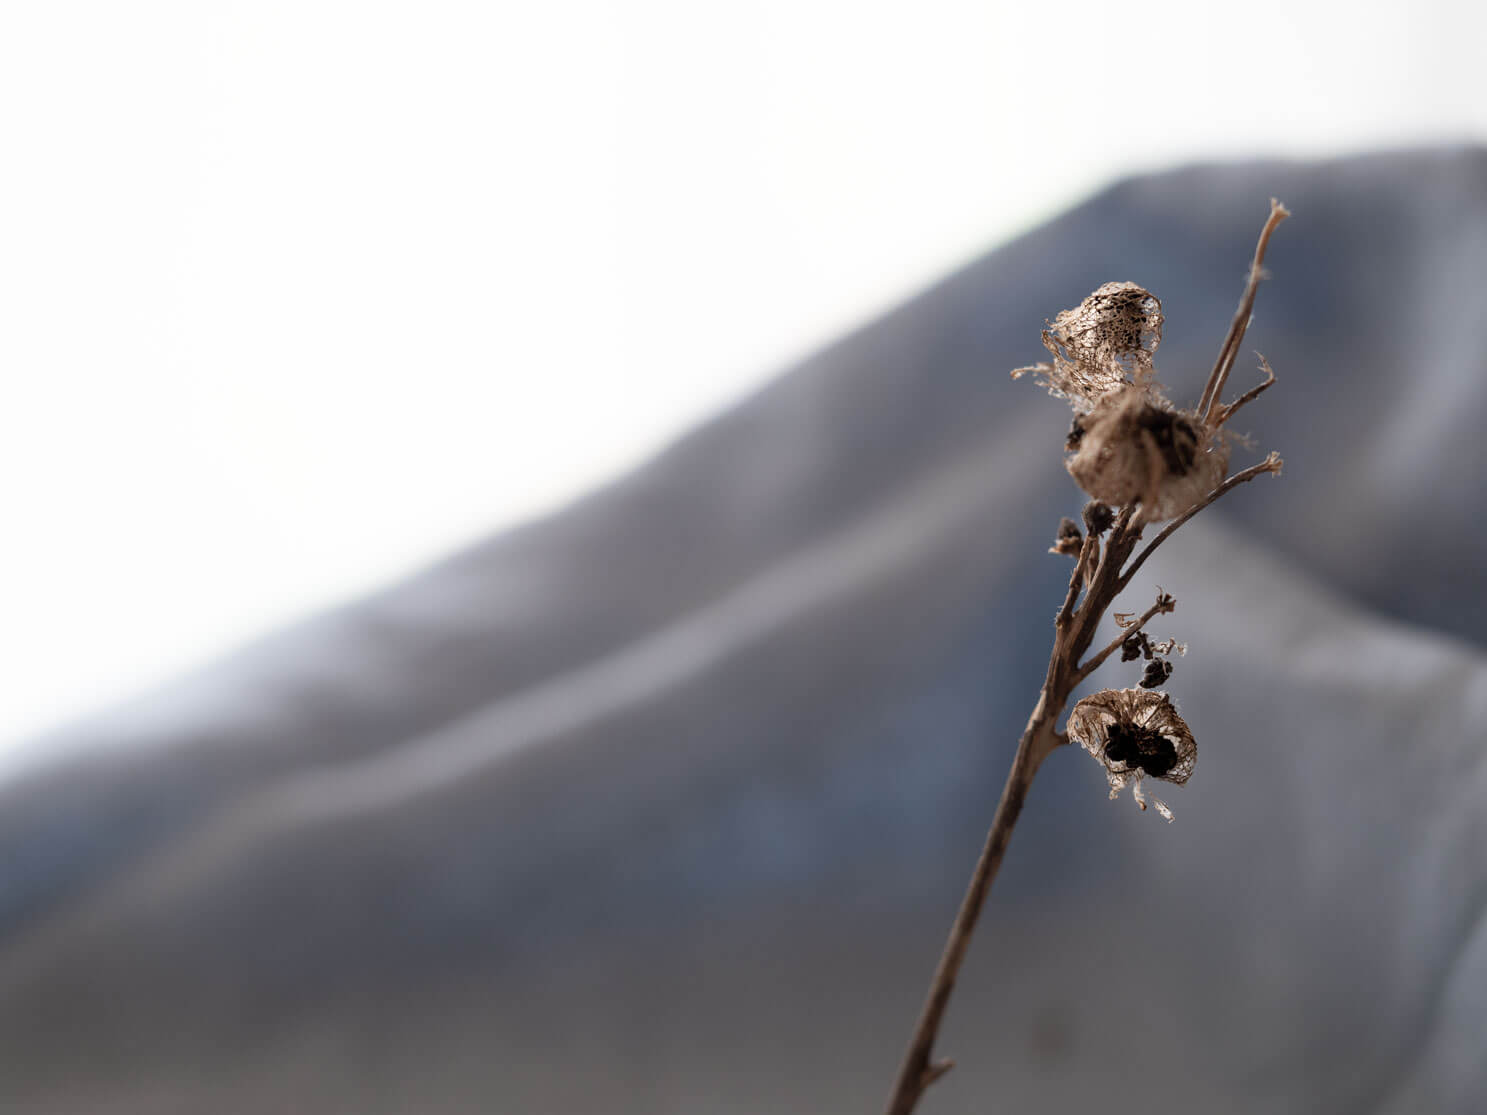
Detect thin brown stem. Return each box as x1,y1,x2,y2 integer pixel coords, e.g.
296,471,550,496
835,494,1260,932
1210,354,1276,428
880,442,1275,1115
1063,514,1141,673
1056,531,1099,628
881,699,1056,1115
1071,594,1175,687
1197,199,1290,423
882,519,1137,1115
881,204,1288,1115
1118,454,1282,593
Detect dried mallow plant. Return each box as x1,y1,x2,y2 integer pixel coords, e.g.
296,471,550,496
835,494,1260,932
881,200,1291,1115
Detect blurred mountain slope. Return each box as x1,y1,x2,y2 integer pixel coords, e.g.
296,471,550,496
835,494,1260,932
1,146,1485,1113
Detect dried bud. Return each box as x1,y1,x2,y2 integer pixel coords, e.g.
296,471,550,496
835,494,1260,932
1120,631,1149,662
1139,658,1173,689
1067,688,1196,821
1050,518,1083,557
1082,501,1115,536
1063,386,1228,521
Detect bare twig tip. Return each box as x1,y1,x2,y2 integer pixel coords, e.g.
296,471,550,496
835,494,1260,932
923,1059,955,1088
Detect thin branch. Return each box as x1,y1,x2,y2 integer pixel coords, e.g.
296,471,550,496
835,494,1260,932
1056,530,1098,627
1063,506,1140,670
1197,199,1290,423
883,512,1134,1115
1102,505,1139,566
881,203,1289,1115
1210,353,1276,428
1071,594,1175,687
1117,453,1282,592
881,710,1052,1115
921,1059,955,1089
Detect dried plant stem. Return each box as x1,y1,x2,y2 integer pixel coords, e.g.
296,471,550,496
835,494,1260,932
1197,199,1290,422
881,203,1289,1115
882,466,1276,1115
1210,354,1276,428
1071,594,1174,687
883,518,1140,1115
1118,453,1282,593
880,705,1051,1115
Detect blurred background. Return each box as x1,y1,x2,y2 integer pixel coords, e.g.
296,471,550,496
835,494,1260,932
4,3,1487,1114
4,0,1486,759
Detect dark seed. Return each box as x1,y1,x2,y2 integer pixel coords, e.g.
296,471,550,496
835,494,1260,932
1105,719,1179,777
1134,406,1200,476
1138,735,1179,777
1139,659,1173,689
1066,414,1087,452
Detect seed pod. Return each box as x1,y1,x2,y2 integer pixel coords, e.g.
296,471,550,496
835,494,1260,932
1049,281,1164,382
1063,385,1228,521
1012,283,1164,407
1066,688,1196,819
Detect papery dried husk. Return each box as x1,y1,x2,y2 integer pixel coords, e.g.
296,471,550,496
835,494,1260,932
1012,282,1164,408
1064,386,1227,521
1066,687,1197,800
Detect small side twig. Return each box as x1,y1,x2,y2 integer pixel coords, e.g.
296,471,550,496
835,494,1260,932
1072,592,1175,686
1210,354,1276,428
1117,453,1282,592
1197,199,1290,422
1056,531,1100,627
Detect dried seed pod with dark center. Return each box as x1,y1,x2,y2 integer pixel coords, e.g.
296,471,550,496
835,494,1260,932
1063,385,1228,521
1011,282,1164,407
1066,688,1197,821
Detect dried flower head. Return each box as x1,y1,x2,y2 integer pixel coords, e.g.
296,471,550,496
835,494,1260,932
1012,282,1164,406
1067,688,1196,821
1011,199,1290,525
1063,386,1228,520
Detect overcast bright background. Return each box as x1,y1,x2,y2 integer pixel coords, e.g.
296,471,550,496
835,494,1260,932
2,0,1484,756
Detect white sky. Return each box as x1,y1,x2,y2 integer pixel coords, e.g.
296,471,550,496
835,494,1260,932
2,0,1485,751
